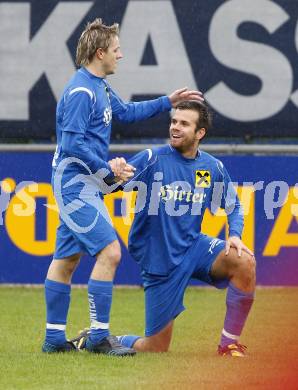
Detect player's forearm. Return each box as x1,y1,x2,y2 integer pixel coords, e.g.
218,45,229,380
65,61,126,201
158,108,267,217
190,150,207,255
227,204,244,238
113,95,171,123
61,131,113,176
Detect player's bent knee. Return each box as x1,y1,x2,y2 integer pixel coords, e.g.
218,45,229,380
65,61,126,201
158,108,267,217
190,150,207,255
157,342,170,352
143,338,170,353
237,253,256,286
151,338,170,352
152,345,169,353
242,254,256,275
101,241,121,267
142,329,172,352
108,247,121,267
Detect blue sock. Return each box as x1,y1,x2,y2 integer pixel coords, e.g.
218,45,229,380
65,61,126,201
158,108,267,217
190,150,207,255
220,282,254,347
88,279,113,344
45,279,71,345
117,335,140,348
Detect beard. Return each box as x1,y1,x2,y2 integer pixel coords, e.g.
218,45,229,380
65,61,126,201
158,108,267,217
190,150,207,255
171,135,196,154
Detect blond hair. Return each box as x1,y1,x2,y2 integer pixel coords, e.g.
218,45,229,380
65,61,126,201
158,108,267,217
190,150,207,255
76,18,119,66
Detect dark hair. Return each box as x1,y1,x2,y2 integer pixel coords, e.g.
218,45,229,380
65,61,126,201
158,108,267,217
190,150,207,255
175,100,211,132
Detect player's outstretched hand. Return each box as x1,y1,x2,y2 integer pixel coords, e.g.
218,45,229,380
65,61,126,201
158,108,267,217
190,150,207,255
168,87,204,108
108,157,136,182
225,236,254,258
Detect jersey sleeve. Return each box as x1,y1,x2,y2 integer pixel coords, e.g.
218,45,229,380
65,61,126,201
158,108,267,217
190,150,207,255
122,149,157,191
214,160,244,238
61,132,113,175
61,88,113,176
109,87,171,123
62,88,93,134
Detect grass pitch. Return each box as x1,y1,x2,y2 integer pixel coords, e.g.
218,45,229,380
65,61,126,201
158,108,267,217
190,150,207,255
0,286,297,390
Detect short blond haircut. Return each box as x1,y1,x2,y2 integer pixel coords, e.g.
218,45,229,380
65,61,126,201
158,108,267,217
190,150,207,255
76,18,119,66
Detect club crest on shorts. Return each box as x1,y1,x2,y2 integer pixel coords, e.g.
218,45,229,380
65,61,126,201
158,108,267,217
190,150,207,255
195,170,211,188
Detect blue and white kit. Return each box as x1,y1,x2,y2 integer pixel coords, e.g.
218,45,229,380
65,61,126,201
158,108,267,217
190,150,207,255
124,145,244,335
52,67,172,259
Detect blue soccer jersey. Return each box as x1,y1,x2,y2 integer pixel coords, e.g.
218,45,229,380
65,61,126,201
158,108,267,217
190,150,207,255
124,145,244,275
52,67,171,185
51,67,172,259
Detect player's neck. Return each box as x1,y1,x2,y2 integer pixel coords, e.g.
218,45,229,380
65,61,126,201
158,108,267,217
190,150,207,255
181,150,197,159
180,145,199,159
85,63,106,78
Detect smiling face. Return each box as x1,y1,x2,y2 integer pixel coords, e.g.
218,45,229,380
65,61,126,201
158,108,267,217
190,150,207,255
169,108,206,158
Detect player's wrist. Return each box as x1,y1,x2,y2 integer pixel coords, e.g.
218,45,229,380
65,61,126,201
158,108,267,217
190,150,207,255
229,232,242,240
162,96,172,110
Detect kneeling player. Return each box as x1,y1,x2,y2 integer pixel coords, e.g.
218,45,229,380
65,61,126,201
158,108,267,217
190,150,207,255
75,101,256,357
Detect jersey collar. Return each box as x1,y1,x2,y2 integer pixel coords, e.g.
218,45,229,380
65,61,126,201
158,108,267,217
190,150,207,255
169,145,201,163
79,67,104,81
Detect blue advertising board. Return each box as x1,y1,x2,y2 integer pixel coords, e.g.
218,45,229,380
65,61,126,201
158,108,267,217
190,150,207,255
0,0,298,140
0,151,297,285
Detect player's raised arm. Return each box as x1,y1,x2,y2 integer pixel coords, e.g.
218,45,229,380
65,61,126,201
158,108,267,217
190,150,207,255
109,86,204,123
109,87,171,123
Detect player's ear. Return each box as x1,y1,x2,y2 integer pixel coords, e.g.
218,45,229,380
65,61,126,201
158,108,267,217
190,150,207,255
96,48,105,60
196,128,206,141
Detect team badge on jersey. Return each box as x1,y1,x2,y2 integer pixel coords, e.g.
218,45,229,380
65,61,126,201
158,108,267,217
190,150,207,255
103,107,112,126
195,170,211,188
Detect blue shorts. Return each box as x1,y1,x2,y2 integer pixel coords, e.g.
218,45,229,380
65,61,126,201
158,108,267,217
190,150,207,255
54,191,117,259
142,234,227,336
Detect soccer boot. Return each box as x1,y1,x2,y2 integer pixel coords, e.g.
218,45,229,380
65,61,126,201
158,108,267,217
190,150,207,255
71,328,91,350
217,343,247,357
42,340,78,353
71,328,136,356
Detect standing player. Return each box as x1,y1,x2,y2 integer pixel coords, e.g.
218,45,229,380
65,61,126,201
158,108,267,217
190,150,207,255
42,18,203,355
75,100,256,357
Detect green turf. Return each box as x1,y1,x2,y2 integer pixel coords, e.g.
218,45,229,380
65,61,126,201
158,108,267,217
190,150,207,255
0,287,297,390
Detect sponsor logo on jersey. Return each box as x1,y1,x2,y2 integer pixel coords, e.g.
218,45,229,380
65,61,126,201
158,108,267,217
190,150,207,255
159,184,206,204
195,170,211,188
